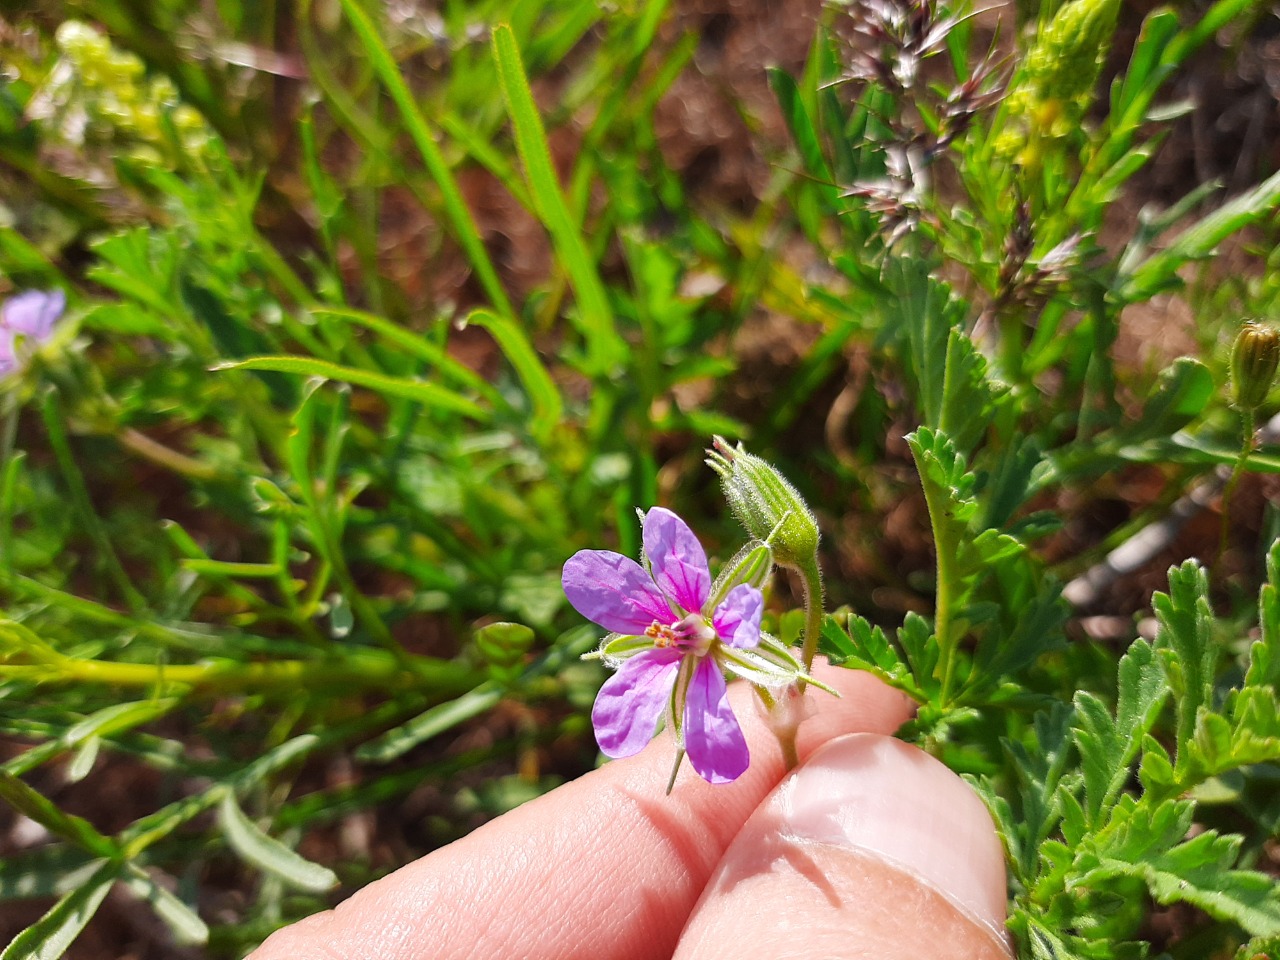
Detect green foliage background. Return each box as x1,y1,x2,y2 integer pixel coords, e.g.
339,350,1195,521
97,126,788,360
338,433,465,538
1,0,1280,956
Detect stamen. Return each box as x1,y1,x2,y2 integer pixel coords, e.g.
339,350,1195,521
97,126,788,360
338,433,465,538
645,620,679,648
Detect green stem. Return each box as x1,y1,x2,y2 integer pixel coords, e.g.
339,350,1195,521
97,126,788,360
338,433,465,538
1217,407,1256,568
40,389,147,614
918,471,960,706
0,642,479,697
797,558,825,691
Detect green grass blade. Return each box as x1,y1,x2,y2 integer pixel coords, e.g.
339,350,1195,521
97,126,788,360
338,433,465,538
308,306,506,407
0,859,118,960
336,0,514,319
466,308,562,442
492,23,625,375
212,356,491,421
219,793,339,892
40,389,147,614
1118,166,1280,302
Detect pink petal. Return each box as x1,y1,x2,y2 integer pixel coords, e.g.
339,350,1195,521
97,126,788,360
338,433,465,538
642,507,710,615
712,584,763,649
0,330,15,376
591,648,682,759
563,549,674,635
684,657,748,783
2,290,64,339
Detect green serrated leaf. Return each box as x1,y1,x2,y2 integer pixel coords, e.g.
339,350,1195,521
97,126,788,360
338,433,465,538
1072,691,1122,826
219,794,338,893
898,612,940,689
1153,560,1216,762
1138,734,1175,790
1247,538,1280,689
939,327,1009,454
888,260,967,430
1115,639,1169,754
1106,831,1280,934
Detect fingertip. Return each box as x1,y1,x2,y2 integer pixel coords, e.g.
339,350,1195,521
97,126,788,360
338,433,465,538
790,659,917,760
247,671,920,960
675,733,1010,960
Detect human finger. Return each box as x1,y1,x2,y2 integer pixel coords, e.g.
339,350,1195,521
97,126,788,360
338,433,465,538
249,661,914,960
674,733,1009,959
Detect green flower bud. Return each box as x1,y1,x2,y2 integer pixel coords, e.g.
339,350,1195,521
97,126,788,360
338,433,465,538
473,621,534,685
1231,320,1280,411
706,437,819,571
708,540,774,611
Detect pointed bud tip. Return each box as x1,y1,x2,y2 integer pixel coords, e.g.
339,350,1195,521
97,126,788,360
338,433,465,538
708,439,819,571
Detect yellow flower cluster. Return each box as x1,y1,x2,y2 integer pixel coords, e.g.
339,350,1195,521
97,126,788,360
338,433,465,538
995,0,1120,166
29,21,210,168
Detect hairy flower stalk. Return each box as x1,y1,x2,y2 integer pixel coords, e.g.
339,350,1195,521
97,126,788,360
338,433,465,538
565,507,826,788
706,439,826,768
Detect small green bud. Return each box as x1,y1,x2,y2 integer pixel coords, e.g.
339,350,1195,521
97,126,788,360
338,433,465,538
1231,320,1280,411
473,621,535,685
708,540,774,611
706,437,819,571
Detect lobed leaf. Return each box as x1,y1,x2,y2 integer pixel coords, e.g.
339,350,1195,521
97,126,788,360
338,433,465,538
1152,560,1216,762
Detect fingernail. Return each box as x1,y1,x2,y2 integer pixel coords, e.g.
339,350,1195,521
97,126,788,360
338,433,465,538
777,733,1008,941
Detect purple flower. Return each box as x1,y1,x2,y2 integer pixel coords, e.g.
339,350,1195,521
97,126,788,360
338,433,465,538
564,507,768,784
0,290,66,377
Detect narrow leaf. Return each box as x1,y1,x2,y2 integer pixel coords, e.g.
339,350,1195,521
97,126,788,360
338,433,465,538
119,864,209,945
219,794,338,893
212,356,489,420
356,683,503,763
336,0,514,318
466,308,562,442
0,773,116,858
0,859,118,960
492,24,625,375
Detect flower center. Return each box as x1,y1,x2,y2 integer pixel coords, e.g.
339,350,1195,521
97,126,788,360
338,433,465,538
645,613,716,655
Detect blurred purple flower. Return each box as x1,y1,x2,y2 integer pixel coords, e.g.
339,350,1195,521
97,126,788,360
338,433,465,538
564,507,764,784
0,290,66,377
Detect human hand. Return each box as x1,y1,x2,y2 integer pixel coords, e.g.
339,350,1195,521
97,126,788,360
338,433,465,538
250,661,1009,959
